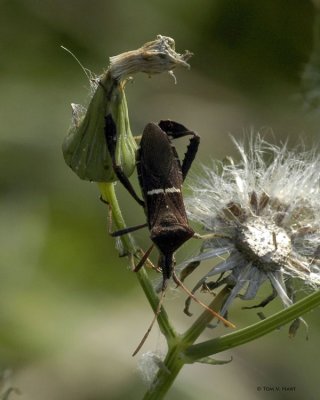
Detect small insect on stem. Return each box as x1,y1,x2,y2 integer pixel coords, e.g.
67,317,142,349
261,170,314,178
105,116,235,354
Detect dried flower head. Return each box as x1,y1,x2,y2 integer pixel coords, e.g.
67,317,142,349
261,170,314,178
181,136,320,333
109,35,192,81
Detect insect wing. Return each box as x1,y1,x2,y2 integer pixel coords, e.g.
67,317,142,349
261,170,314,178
137,123,187,228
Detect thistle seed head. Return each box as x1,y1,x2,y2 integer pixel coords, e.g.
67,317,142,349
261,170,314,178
181,135,320,330
236,216,292,272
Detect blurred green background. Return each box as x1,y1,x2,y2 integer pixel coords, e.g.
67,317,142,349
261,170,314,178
1,0,320,399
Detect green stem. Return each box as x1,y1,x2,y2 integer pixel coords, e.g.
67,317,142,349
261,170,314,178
184,289,320,361
143,341,185,400
136,267,176,340
182,286,232,344
144,289,320,399
99,182,176,342
98,182,135,253
143,287,232,399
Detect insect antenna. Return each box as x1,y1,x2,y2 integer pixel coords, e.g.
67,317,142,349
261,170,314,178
132,253,171,356
61,46,93,83
132,288,167,357
132,251,235,355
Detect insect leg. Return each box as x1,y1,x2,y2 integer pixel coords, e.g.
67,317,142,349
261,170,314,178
133,244,154,272
111,222,148,237
104,114,145,206
158,120,200,181
180,128,200,181
172,271,235,328
193,232,232,240
132,288,167,356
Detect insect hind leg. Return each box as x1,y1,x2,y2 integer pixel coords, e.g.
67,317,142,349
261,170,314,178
158,120,200,181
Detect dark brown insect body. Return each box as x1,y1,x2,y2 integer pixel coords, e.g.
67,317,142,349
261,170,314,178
136,122,197,287
105,116,199,290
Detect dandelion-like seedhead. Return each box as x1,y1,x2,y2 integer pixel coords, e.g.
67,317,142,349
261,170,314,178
182,136,320,332
109,35,192,81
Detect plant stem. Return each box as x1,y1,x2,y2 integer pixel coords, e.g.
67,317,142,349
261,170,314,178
143,341,185,400
98,182,136,253
144,289,320,398
136,268,176,340
99,182,176,341
142,287,232,399
182,286,232,344
184,289,320,361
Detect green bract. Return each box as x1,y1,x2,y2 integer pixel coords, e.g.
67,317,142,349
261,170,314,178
62,74,136,182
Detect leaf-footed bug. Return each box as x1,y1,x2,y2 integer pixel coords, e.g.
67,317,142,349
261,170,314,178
105,116,235,353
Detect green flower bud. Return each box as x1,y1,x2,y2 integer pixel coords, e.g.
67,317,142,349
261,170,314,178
62,74,136,182
62,35,192,183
